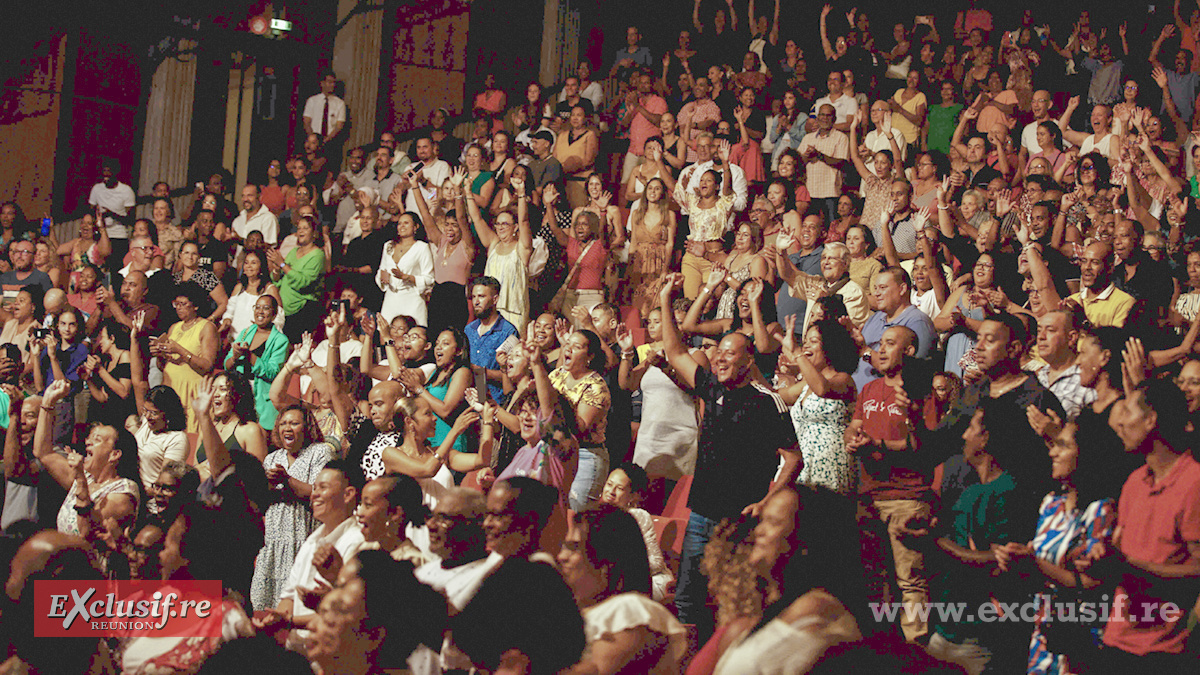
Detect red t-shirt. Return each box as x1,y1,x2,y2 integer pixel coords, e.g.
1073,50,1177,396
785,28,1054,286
566,237,607,291
853,377,932,502
1103,452,1200,656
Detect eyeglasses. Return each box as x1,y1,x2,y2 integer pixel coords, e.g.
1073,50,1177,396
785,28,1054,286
1079,164,1096,170
428,512,478,526
1143,245,1166,252
975,262,995,269
172,300,193,308
10,250,32,256
150,482,178,492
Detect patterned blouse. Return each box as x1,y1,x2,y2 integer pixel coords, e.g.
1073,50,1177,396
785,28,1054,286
1027,493,1116,675
549,367,611,446
684,192,736,242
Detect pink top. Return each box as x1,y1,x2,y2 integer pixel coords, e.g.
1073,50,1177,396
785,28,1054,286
567,237,608,290
433,239,471,285
629,94,668,157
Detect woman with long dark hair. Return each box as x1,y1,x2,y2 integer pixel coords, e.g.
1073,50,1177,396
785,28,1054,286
29,307,88,444
221,247,282,342
83,318,134,430
550,327,612,511
558,504,687,674
398,326,473,455
194,371,267,482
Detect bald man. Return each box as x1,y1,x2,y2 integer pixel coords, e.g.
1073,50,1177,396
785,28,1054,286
342,380,407,488
1066,241,1135,327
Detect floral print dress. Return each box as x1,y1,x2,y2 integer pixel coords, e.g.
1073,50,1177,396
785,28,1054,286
249,442,334,611
791,384,855,494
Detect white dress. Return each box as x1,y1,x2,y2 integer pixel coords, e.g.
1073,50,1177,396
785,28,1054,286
376,240,435,325
631,365,699,480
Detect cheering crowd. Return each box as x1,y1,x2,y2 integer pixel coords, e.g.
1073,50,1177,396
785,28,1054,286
5,1,1200,673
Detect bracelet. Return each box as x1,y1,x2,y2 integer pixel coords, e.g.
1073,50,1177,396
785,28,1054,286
936,204,949,210
382,339,395,348
40,404,55,412
73,502,93,515
621,350,636,360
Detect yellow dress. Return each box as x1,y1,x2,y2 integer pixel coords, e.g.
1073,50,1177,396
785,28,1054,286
163,318,212,433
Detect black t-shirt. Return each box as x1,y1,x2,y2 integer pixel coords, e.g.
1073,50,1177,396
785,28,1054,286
688,368,798,521
1114,255,1175,315
603,344,632,465
555,98,594,120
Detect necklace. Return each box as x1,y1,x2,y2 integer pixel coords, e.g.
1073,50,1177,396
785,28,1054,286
442,240,459,266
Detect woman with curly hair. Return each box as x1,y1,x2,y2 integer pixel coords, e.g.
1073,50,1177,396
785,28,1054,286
693,486,865,675
194,371,268,481
777,317,859,495
250,403,336,611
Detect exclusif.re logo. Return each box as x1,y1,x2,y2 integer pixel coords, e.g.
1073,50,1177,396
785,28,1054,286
34,580,224,637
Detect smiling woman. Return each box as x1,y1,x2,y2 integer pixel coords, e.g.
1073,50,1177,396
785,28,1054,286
249,404,336,612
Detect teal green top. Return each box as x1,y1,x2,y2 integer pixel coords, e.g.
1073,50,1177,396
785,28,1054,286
926,104,963,155
277,247,326,315
428,378,467,453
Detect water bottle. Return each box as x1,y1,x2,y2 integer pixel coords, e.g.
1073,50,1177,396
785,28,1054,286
41,217,51,236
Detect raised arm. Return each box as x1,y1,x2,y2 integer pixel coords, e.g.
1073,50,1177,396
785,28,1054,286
129,311,149,416
682,265,735,336
847,111,874,181
819,5,836,60
658,274,699,389
33,380,74,490
464,176,500,249
3,391,31,481
1058,96,1089,147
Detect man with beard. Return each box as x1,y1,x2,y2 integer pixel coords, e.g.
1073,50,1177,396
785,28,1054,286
88,158,136,277
323,145,373,238
465,277,518,403
366,145,404,221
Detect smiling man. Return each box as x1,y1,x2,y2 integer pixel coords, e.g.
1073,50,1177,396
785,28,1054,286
658,273,800,639
1066,241,1135,328
252,460,361,650
852,266,936,391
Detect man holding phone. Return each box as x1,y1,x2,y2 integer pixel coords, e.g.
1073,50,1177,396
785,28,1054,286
403,136,450,215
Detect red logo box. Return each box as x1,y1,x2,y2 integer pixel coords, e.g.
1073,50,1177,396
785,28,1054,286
34,580,224,638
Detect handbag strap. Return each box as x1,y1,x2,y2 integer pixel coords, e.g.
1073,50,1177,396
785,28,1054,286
563,239,598,287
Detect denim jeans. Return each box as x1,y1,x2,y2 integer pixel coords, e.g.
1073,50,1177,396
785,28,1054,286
675,511,718,638
568,445,609,512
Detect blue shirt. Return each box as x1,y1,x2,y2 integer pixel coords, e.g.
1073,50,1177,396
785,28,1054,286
465,315,518,402
852,304,937,391
775,245,823,325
